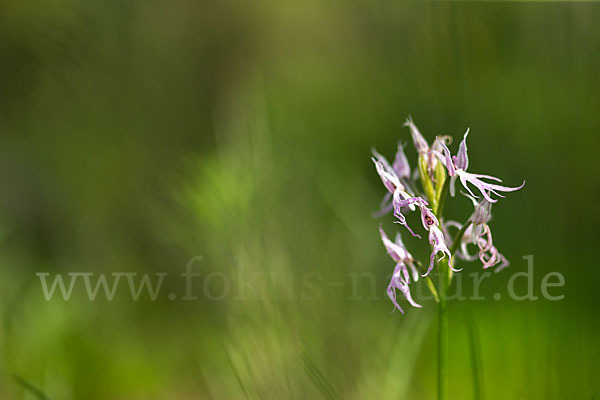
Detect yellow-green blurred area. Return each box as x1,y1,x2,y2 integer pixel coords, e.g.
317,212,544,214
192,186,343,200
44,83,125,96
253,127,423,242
0,0,599,399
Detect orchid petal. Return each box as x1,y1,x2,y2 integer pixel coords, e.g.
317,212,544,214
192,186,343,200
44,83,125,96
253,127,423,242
439,142,456,176
424,226,457,276
449,175,457,197
387,262,421,312
455,129,469,170
379,226,401,263
386,283,404,313
371,148,393,171
457,171,524,203
407,262,420,282
372,157,402,194
403,116,429,154
495,254,510,272
393,218,421,239
379,226,413,263
392,142,411,180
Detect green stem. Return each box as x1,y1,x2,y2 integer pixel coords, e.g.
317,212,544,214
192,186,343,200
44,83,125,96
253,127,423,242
450,220,472,255
434,167,449,216
464,303,484,400
422,160,468,400
415,260,440,303
429,168,450,400
437,264,448,400
436,219,472,400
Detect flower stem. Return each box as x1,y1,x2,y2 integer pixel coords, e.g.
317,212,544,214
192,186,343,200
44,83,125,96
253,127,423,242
464,302,484,400
435,219,472,400
429,166,450,400
450,220,472,255
434,164,449,215
415,260,440,303
437,267,448,400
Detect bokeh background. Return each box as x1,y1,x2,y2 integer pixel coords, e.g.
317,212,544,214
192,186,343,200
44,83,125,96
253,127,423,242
0,1,598,399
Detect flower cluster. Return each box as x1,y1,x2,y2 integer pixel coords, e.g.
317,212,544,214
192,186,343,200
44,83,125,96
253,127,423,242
372,117,524,313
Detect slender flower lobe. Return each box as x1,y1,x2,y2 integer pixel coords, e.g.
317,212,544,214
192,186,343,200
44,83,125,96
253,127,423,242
437,134,525,202
404,116,429,154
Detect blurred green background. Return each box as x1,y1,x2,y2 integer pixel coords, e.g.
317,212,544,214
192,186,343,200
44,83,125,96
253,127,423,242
0,1,598,399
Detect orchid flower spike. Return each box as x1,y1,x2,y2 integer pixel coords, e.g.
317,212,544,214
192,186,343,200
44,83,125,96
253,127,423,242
372,116,523,312
438,130,525,203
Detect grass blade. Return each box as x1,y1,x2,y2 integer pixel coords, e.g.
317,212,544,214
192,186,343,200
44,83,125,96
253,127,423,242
12,374,51,400
224,349,251,400
300,352,341,400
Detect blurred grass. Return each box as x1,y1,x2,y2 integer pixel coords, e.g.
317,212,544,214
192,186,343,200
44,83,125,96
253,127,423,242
12,375,51,400
0,0,599,399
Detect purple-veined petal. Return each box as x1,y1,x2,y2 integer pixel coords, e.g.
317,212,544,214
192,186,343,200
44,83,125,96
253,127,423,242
439,142,456,176
393,192,428,211
449,175,458,197
479,225,494,252
404,116,429,154
392,142,411,180
423,226,460,276
394,231,406,249
455,129,469,170
391,192,421,238
432,135,452,153
393,217,421,239
387,283,404,313
387,262,422,312
462,191,493,226
468,173,504,182
457,171,525,203
407,261,420,282
379,226,413,263
481,179,526,193
479,238,498,269
400,284,422,308
457,172,480,199
379,226,401,262
372,148,393,171
372,157,402,194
